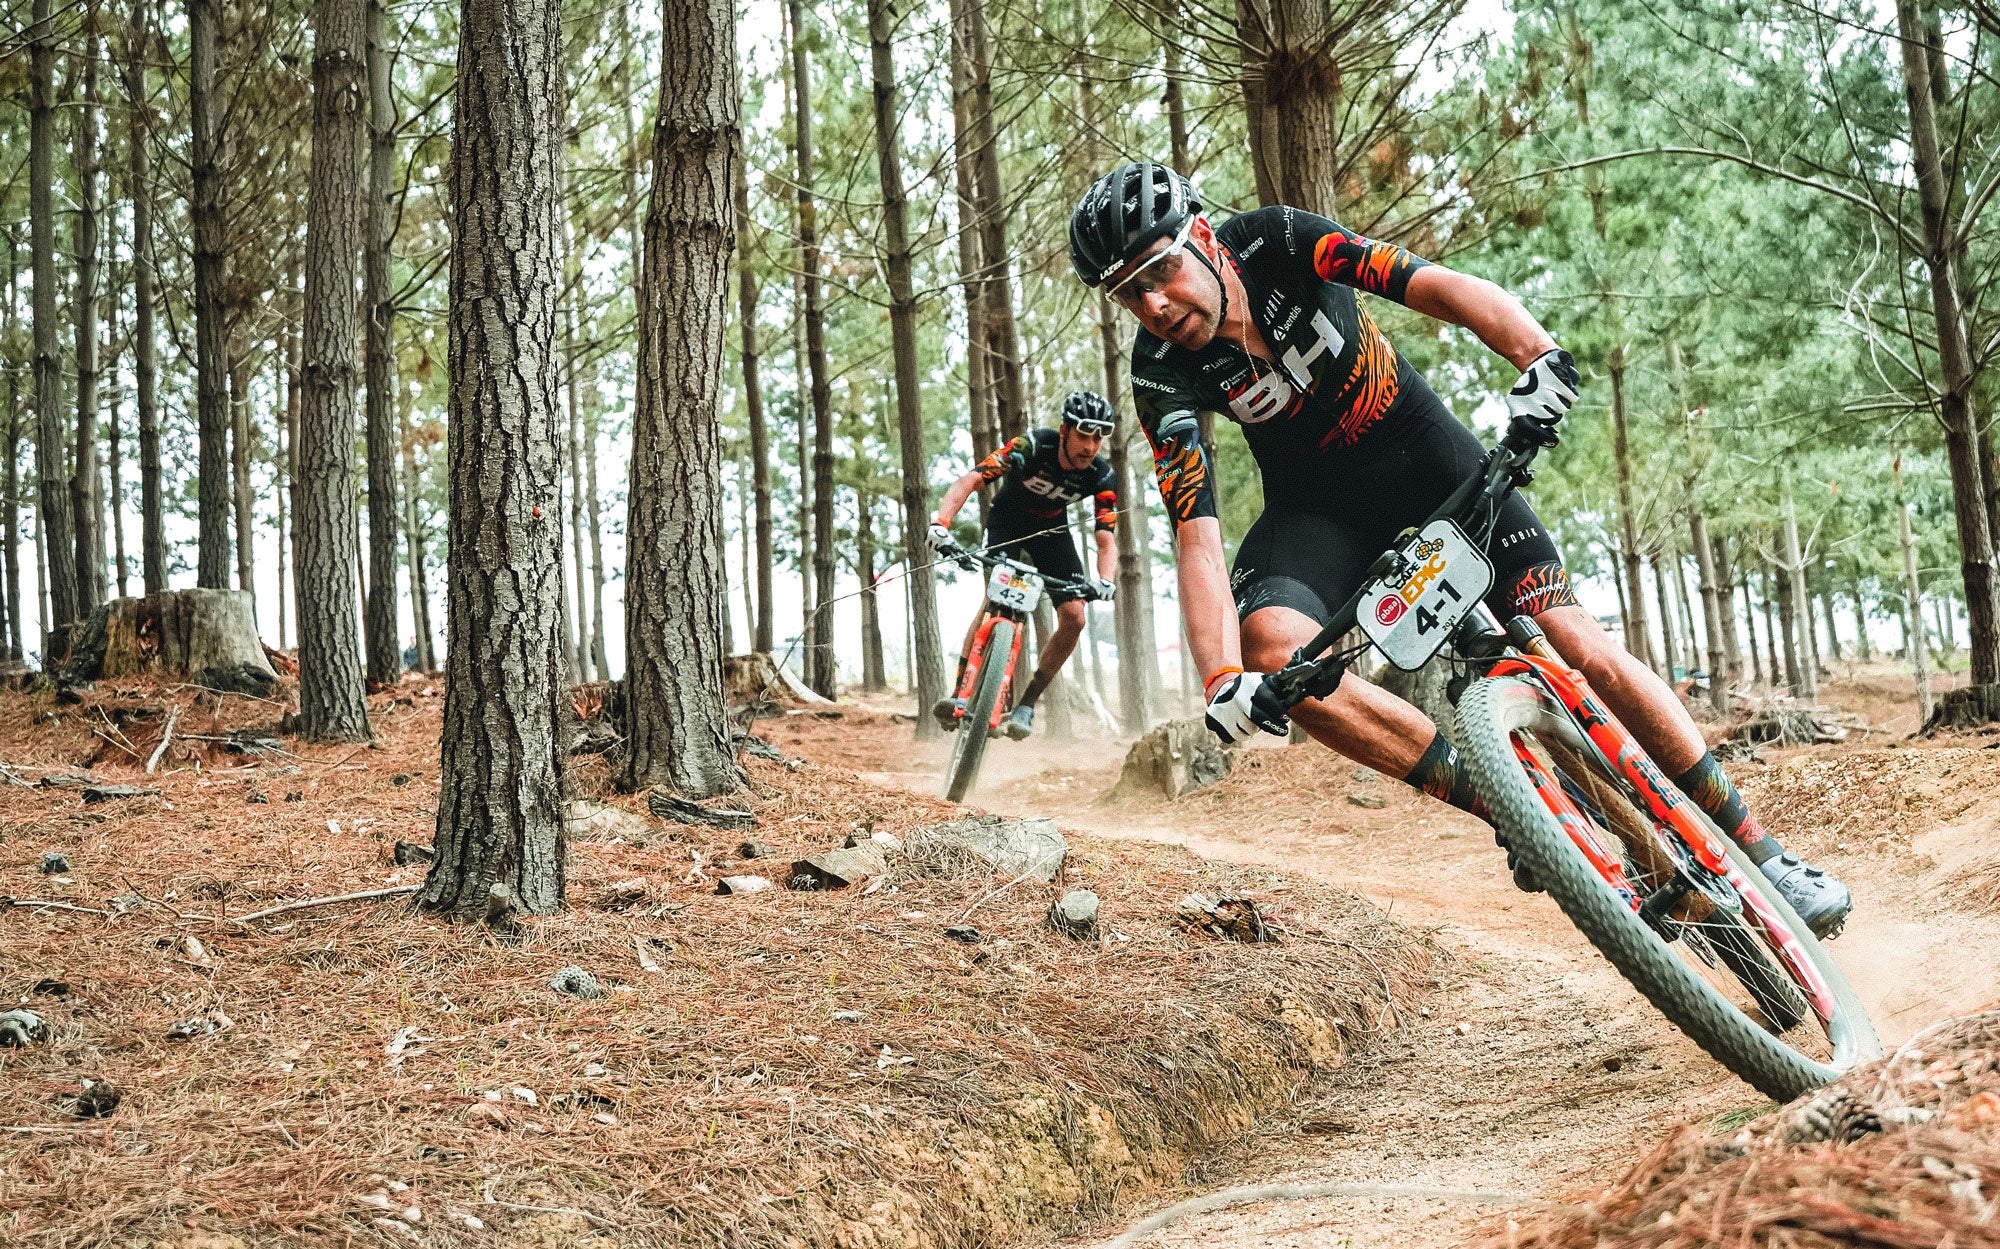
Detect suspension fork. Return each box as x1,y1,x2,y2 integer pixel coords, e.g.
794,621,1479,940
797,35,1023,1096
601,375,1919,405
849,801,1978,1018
959,608,1027,730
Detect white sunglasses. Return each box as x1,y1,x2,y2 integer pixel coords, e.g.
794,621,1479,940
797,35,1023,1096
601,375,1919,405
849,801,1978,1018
1106,217,1196,307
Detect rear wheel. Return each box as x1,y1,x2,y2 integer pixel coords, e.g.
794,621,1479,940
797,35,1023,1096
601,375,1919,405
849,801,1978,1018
1455,673,1878,1101
942,620,1014,803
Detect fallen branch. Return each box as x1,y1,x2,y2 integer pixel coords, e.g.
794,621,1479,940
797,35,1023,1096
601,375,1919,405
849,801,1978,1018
229,885,419,926
146,707,181,774
3,898,114,916
481,1179,618,1228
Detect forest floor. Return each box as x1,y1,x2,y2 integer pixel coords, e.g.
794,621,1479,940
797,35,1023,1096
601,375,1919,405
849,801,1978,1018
0,676,1435,1249
802,661,2000,1248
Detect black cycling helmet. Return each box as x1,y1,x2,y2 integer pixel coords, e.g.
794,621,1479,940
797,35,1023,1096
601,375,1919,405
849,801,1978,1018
1069,162,1202,288
1060,391,1115,435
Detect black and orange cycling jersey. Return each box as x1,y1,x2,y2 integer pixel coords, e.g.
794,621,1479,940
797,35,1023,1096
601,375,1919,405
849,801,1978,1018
1131,204,1435,524
975,427,1118,533
1130,203,1578,626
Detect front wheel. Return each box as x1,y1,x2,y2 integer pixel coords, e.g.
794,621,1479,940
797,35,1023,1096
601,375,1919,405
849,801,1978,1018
1454,673,1878,1101
942,620,1014,803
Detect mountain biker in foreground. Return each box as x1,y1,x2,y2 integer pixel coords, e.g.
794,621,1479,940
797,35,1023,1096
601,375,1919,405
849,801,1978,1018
926,392,1121,740
1068,161,1852,937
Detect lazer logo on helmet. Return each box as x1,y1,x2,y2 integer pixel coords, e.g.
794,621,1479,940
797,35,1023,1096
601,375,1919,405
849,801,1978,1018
1227,309,1347,424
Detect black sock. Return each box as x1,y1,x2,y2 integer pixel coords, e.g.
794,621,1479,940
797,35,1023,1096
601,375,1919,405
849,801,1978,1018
1403,730,1487,820
1018,669,1054,708
1674,751,1782,864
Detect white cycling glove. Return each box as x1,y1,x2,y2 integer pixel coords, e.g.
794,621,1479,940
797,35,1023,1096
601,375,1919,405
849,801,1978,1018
1504,348,1580,446
1202,672,1290,744
926,521,957,555
1087,577,1116,603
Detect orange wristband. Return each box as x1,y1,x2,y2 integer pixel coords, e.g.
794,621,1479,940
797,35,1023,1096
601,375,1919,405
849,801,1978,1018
1202,666,1243,697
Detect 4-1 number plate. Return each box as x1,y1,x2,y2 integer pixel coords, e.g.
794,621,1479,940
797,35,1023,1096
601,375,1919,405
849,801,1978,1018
1357,520,1494,672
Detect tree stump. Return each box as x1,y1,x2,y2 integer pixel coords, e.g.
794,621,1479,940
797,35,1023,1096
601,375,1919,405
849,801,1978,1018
724,652,831,713
64,590,278,696
1922,683,2000,734
1107,717,1233,800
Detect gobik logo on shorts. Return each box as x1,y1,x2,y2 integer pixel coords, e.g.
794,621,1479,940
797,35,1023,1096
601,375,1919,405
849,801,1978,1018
1375,595,1406,625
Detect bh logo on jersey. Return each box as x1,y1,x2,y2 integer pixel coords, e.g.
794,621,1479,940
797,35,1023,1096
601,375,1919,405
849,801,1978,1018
1023,476,1085,504
1227,308,1347,424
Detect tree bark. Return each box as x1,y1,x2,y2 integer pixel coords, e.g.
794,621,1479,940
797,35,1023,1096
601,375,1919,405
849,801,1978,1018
562,316,589,679
362,0,402,687
1895,452,1934,721
1161,0,1193,173
190,0,231,589
1712,532,1742,680
1820,588,1842,663
107,272,127,600
959,0,1026,443
296,0,374,742
787,0,836,697
399,401,435,671
1742,567,1763,686
72,21,106,618
1781,494,1816,701
1101,297,1153,732
1237,0,1341,214
1607,348,1652,671
620,0,745,796
1689,512,1728,716
1898,0,1999,686
421,0,572,918
1853,583,1873,662
733,153,774,654
583,406,607,677
4,238,21,659
126,0,164,597
31,0,80,641
858,491,886,691
948,0,997,490
1773,560,1805,699
867,0,947,737
1651,551,1679,679
228,342,254,600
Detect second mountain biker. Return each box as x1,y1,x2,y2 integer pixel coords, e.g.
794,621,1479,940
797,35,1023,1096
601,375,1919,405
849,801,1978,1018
1067,161,1852,937
927,392,1121,739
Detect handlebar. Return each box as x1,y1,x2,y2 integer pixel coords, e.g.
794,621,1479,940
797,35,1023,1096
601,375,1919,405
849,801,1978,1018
1262,430,1548,708
945,542,1103,603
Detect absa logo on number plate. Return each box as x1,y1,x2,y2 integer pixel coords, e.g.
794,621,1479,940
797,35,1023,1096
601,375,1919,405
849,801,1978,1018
1374,595,1406,626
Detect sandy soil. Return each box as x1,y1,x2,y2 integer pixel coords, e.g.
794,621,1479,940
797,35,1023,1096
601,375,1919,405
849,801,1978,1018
790,665,2000,1248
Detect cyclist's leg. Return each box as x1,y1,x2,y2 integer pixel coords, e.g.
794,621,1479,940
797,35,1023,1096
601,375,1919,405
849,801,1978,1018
1241,603,1436,775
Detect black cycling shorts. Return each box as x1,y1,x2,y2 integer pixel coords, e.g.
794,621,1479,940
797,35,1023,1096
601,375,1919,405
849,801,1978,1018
985,509,1089,605
1230,389,1577,626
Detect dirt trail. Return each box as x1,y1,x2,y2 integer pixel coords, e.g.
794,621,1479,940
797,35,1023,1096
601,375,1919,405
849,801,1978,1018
824,695,2000,1249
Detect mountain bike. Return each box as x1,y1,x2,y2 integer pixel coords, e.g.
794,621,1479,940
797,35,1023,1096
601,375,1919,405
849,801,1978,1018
935,545,1098,803
1261,428,1879,1101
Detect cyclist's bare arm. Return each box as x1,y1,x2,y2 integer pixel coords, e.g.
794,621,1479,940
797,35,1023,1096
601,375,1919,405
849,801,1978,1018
1094,529,1117,581
1173,516,1242,686
933,469,985,526
1400,266,1557,372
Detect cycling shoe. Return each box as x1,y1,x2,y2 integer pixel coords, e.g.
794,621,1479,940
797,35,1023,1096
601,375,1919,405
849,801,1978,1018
1494,830,1544,893
1760,852,1853,939
932,697,965,732
1001,704,1034,740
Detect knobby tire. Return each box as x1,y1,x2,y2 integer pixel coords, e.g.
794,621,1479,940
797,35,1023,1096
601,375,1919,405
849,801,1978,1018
1454,673,1878,1102
943,620,1014,804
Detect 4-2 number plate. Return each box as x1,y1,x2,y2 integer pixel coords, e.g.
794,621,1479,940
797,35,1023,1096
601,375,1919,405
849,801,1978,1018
1357,520,1494,672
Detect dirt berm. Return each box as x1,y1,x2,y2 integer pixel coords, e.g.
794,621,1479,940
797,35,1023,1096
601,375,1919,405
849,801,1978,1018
0,690,1436,1248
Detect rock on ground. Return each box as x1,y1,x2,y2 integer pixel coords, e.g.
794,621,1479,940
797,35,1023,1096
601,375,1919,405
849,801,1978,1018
1107,718,1233,800
915,814,1068,882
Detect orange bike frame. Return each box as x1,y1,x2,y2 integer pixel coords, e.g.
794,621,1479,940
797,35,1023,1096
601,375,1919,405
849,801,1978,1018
955,612,1027,732
1485,653,1836,1024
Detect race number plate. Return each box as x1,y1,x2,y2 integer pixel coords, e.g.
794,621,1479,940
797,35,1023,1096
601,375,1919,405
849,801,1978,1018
987,565,1041,614
1357,520,1495,672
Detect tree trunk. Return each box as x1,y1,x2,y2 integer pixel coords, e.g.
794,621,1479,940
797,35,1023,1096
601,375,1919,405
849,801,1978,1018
1739,568,1762,686
1674,549,1700,671
106,256,126,600
858,491,886,691
562,318,589,679
1689,512,1729,716
1853,584,1873,662
1161,0,1192,173
948,0,997,489
400,401,435,671
619,0,745,797
867,0,946,737
1608,349,1652,671
1759,568,1780,687
362,0,402,687
126,0,164,598
1238,0,1341,214
228,342,254,601
787,0,836,698
1651,552,1679,680
732,153,773,653
1898,0,1999,687
1712,532,1742,680
295,0,374,742
275,379,289,648
583,406,607,677
1237,0,1282,205
1781,495,1816,700
1609,533,1633,652
190,0,231,590
1773,561,1805,699
285,270,304,640
72,21,106,618
4,240,21,660
1821,588,1842,663
421,0,572,918
959,0,1026,443
31,0,80,641
1100,296,1153,732
1896,453,1935,721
